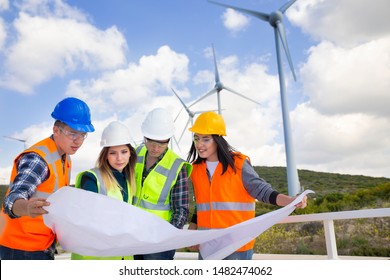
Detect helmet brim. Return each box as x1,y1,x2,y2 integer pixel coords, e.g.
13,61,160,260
65,122,95,133
142,132,172,141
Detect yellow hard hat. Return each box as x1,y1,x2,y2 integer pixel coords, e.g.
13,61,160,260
189,111,226,136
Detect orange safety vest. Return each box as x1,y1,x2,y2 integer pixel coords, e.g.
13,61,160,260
0,137,71,251
191,153,256,252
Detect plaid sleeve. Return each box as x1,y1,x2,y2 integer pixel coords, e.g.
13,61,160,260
2,152,49,218
169,165,189,229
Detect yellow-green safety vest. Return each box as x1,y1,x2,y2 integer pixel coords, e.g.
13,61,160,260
71,167,133,260
134,145,192,222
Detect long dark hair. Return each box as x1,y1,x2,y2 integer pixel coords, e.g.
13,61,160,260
187,135,240,175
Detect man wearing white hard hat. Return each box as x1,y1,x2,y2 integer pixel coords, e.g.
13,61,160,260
133,108,192,260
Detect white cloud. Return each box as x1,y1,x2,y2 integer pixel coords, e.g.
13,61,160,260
238,144,286,168
292,103,390,177
17,0,87,21
0,18,6,49
0,0,9,11
300,38,390,117
66,45,190,115
0,3,127,94
288,0,390,47
221,8,250,33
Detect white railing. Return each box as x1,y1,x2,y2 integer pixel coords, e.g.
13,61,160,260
278,207,390,259
175,208,390,260
55,208,390,260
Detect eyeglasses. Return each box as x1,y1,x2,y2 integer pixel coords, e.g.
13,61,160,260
144,137,169,148
58,127,88,141
193,136,213,145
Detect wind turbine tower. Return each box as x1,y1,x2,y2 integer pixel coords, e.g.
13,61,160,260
209,0,302,196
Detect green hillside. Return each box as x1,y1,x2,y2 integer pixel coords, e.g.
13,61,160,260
255,166,390,196
251,167,390,257
252,166,390,215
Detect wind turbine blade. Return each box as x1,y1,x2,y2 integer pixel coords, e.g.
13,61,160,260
279,0,297,14
223,85,261,105
171,88,187,108
178,118,192,144
212,44,220,84
3,135,26,143
171,88,193,117
172,136,182,153
174,107,184,122
208,0,269,22
189,88,218,108
275,21,296,80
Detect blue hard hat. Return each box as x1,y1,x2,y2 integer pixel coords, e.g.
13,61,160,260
51,97,95,132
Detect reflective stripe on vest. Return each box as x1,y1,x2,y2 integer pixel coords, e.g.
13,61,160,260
31,145,70,199
0,137,70,251
197,201,255,212
191,153,255,251
90,167,107,195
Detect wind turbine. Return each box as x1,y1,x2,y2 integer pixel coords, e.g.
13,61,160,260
169,134,182,154
171,88,218,144
209,0,302,196
189,44,260,115
3,135,28,149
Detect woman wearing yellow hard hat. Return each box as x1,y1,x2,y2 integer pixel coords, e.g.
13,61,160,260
186,111,307,260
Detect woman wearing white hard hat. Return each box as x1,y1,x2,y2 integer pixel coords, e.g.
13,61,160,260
71,121,136,260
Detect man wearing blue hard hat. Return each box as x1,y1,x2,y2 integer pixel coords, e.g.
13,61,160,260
0,97,94,260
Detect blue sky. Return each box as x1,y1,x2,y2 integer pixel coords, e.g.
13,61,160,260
1,0,389,185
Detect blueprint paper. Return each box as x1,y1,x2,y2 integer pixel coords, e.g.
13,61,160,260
43,187,313,259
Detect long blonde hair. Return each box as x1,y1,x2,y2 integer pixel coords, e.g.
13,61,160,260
95,144,137,197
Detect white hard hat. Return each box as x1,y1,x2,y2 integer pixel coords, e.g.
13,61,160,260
141,108,175,140
100,121,132,147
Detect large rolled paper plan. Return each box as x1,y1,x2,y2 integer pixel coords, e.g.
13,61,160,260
43,187,313,260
